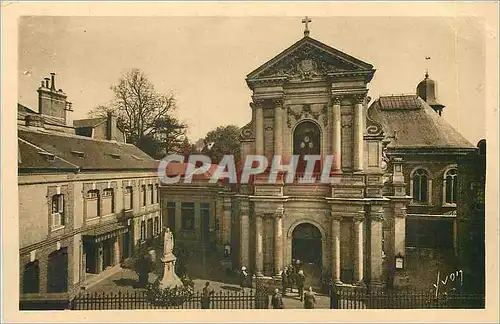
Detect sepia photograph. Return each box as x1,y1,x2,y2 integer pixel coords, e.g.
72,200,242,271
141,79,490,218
1,2,499,323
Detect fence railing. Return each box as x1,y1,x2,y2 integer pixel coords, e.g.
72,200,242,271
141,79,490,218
330,289,485,309
71,290,264,310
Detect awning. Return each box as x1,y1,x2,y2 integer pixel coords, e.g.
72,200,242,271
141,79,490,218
83,222,128,243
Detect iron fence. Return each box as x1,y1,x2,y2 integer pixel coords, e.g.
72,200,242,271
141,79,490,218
330,288,485,309
71,290,263,310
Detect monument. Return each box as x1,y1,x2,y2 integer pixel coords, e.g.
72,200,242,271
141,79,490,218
160,227,183,288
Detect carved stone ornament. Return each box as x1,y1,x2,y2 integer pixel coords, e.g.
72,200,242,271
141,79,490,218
365,105,384,137
257,43,358,79
286,103,328,127
240,121,255,140
341,115,353,128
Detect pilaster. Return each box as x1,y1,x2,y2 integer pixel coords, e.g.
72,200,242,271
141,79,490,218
353,94,365,171
252,100,264,156
331,212,342,284
274,207,284,276
369,204,384,286
255,213,264,277
352,212,365,284
273,98,283,157
332,95,342,172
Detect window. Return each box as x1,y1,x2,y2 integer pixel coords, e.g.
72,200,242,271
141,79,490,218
155,184,159,203
443,168,458,205
167,202,176,232
147,218,154,239
22,261,40,293
86,189,100,218
148,184,154,205
412,169,429,204
47,248,68,293
102,188,115,215
293,121,321,174
154,217,159,236
51,194,65,229
181,202,195,230
141,185,146,207
140,220,146,241
124,186,133,210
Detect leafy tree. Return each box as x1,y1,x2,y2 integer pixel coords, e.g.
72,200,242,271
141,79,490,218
89,68,188,157
201,125,241,164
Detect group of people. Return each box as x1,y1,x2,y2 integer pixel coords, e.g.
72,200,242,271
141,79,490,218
281,259,307,300
271,286,317,309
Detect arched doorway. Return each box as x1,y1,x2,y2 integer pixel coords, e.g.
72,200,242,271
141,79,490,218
292,223,322,266
293,121,321,174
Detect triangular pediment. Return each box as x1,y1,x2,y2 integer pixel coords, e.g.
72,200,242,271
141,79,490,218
247,36,374,81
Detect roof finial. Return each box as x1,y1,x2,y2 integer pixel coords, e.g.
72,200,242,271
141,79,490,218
302,16,312,37
425,56,431,78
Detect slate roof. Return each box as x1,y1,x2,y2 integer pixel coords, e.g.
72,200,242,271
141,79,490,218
18,126,159,172
17,104,68,127
18,103,37,114
368,95,476,150
73,117,107,128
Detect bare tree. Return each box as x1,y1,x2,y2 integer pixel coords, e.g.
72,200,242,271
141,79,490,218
89,68,187,157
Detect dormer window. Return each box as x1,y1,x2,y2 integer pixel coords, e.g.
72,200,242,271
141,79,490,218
71,150,85,158
38,151,55,162
109,153,121,159
131,155,142,161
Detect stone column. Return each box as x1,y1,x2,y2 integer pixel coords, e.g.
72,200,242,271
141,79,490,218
370,205,384,285
353,95,365,171
332,96,342,171
114,237,121,266
223,198,232,245
255,214,264,276
274,207,284,276
331,214,342,284
175,202,181,233
353,213,365,284
253,101,264,156
274,99,283,157
240,201,250,269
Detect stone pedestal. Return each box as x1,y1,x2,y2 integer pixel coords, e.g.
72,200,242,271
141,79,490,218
160,252,183,288
160,228,183,288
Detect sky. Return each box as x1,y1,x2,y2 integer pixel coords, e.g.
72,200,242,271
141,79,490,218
18,16,486,145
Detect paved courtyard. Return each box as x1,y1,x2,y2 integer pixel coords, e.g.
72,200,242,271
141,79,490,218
85,267,331,309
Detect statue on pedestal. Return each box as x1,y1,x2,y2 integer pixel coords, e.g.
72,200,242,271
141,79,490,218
160,227,183,289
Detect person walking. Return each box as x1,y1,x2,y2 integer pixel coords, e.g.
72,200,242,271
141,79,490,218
296,269,306,301
271,288,284,309
303,286,317,309
240,266,248,289
281,267,289,295
201,281,214,309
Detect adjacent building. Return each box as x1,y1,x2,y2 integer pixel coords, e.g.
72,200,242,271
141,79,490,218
18,74,161,309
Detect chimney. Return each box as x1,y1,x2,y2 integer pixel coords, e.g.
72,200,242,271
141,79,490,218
106,111,117,141
37,73,68,122
50,73,56,91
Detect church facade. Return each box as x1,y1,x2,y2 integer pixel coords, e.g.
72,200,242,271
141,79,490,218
232,32,410,287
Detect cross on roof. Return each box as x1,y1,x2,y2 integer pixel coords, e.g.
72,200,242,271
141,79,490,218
302,16,312,37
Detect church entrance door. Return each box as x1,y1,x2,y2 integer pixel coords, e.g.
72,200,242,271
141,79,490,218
292,223,323,289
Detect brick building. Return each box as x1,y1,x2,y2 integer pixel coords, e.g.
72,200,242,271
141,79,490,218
18,74,161,309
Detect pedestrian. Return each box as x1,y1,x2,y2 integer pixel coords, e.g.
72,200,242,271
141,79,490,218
240,266,248,289
271,288,284,309
303,286,317,309
281,267,289,295
201,281,214,309
289,261,296,292
330,284,340,309
296,269,306,301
